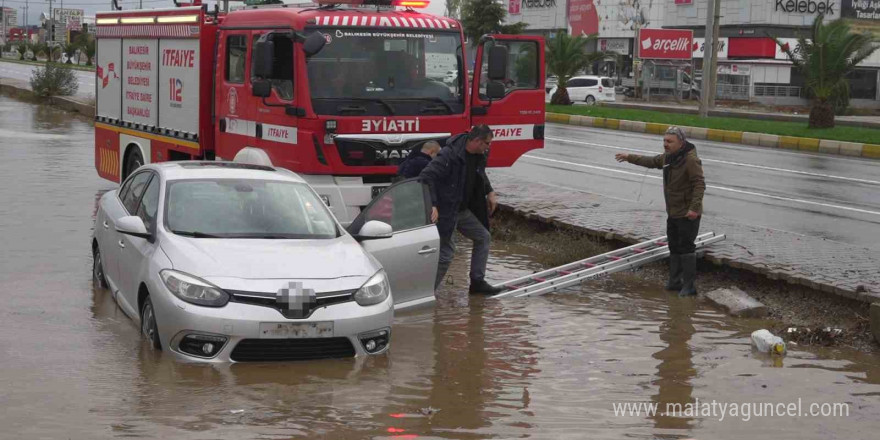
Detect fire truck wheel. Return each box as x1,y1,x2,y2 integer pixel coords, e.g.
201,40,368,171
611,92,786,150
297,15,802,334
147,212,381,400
124,148,144,180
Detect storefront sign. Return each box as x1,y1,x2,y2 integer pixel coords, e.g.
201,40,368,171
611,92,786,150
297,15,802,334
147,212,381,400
599,38,630,55
842,1,880,20
637,28,693,59
692,37,728,59
718,64,751,75
774,0,836,15
522,0,557,8
509,0,521,15
568,0,598,36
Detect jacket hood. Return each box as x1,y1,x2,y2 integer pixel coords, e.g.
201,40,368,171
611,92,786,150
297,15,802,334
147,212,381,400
160,233,377,280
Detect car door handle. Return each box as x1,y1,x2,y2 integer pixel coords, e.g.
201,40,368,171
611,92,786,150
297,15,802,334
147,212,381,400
118,240,125,249
418,247,437,255
103,221,109,229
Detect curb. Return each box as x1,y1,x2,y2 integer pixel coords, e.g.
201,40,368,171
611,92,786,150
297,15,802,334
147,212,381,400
546,112,880,160
0,79,95,117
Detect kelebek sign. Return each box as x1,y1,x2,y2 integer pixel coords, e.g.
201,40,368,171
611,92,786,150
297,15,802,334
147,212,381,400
637,29,693,60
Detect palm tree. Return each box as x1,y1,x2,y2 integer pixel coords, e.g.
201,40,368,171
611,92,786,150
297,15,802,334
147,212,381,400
32,43,49,62
546,32,602,105
775,15,879,128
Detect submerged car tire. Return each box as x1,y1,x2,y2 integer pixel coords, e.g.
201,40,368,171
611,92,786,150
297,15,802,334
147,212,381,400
92,245,107,289
141,296,162,350
585,95,596,105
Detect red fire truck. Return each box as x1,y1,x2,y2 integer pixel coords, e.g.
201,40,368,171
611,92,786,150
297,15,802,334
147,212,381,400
94,0,545,223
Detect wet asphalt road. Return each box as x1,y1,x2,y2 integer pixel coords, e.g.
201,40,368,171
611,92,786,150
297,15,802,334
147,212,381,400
497,123,880,250
2,97,880,439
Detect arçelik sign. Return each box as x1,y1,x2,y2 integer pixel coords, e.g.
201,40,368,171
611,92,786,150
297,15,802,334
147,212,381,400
637,29,693,60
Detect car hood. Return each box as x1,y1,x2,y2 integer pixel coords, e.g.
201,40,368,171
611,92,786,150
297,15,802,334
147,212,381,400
160,233,377,280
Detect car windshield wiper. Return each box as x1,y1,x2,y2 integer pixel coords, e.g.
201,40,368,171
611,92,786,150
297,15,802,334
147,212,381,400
314,97,395,115
389,97,454,114
171,230,223,238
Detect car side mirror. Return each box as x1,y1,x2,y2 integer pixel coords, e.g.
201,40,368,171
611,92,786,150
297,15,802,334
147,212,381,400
487,81,505,99
253,40,274,79
355,220,393,241
116,216,150,239
487,45,508,81
252,79,271,98
303,32,326,58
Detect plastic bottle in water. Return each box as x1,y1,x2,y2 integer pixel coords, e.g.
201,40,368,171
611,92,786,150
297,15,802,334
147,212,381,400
751,329,786,355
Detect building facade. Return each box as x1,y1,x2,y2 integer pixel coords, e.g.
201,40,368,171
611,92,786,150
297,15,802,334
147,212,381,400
1,7,18,40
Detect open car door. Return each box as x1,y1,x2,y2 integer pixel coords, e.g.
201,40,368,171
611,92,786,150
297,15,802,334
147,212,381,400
471,35,545,167
348,179,439,310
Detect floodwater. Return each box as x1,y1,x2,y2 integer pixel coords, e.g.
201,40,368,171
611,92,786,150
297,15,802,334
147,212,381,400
1,94,879,439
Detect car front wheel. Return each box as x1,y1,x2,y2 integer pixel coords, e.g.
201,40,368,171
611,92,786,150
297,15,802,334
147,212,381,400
141,296,162,350
92,244,107,289
585,95,596,105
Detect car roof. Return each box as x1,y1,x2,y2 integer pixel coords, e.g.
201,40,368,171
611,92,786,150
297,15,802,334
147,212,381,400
142,161,308,183
571,75,607,80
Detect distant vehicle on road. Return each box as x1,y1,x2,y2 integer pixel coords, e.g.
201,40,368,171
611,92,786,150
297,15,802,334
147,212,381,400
92,161,439,362
546,75,615,105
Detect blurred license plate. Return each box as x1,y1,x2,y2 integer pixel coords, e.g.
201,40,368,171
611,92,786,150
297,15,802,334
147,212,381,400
259,322,334,339
371,185,388,198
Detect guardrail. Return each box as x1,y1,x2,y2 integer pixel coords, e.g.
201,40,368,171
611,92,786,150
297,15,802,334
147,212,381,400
754,85,803,98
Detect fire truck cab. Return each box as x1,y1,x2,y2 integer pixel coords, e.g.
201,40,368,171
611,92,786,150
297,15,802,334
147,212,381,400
94,0,545,224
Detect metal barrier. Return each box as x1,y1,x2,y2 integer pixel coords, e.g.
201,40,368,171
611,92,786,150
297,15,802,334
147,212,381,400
716,84,750,101
754,85,803,98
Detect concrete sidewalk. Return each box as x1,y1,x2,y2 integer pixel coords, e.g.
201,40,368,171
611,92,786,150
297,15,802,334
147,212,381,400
489,171,880,305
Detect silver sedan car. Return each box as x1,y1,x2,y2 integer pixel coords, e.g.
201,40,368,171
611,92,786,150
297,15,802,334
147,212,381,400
92,162,439,362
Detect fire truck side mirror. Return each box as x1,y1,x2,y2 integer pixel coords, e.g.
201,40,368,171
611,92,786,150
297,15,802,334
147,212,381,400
303,32,326,58
486,81,505,100
253,41,275,79
487,46,508,81
252,80,272,98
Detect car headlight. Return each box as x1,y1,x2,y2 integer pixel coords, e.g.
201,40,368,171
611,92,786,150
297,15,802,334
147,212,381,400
355,271,391,306
159,270,229,307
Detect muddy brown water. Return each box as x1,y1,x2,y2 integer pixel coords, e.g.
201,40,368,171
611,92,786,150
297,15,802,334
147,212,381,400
1,95,879,439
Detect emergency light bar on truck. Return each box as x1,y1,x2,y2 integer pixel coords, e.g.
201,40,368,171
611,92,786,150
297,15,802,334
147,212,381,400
94,1,545,225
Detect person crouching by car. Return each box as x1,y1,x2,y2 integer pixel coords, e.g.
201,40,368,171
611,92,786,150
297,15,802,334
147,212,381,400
419,125,502,295
398,141,441,179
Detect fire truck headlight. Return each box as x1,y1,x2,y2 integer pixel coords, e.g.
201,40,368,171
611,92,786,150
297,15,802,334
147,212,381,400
325,120,337,132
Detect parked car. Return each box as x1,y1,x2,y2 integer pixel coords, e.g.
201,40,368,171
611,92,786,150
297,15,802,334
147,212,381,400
545,75,558,93
546,75,616,105
92,162,439,363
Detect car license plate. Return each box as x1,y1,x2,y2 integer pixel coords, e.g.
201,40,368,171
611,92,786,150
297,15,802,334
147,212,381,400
371,185,388,198
259,321,334,339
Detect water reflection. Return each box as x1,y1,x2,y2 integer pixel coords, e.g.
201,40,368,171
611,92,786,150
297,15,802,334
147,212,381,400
650,297,697,432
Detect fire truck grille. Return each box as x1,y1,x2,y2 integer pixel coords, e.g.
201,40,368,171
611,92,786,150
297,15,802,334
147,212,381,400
334,139,422,167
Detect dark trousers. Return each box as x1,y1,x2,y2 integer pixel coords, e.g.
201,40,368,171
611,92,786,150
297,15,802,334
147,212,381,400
667,216,701,254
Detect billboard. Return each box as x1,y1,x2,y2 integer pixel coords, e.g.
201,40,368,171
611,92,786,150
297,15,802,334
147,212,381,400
52,8,83,42
568,0,599,36
637,28,693,59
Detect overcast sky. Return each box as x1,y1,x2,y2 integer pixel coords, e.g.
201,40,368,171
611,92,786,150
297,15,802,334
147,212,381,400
4,0,448,28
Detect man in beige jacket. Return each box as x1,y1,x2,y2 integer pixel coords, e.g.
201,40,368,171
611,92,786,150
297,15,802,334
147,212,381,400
615,126,706,296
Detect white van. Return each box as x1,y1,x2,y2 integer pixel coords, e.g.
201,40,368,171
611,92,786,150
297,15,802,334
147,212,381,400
546,75,616,105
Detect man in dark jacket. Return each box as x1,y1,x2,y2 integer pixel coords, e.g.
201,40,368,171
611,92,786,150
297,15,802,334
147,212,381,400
419,125,501,294
397,141,440,179
615,126,706,296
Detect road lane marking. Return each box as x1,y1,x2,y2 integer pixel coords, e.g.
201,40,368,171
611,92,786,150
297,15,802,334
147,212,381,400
545,136,880,186
521,154,880,217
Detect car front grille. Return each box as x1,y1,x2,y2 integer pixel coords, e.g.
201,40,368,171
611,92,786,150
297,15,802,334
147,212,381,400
230,337,356,362
228,289,356,319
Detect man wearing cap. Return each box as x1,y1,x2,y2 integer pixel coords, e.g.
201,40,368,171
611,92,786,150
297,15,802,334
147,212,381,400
615,126,706,296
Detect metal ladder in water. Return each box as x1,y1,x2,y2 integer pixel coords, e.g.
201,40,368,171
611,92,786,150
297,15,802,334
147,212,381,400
491,232,726,299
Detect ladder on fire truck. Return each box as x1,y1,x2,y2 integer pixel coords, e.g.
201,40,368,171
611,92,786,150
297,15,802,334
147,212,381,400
490,232,726,299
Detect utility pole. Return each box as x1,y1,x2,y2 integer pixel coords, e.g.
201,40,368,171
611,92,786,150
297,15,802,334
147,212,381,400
708,0,721,108
633,20,641,99
699,0,715,117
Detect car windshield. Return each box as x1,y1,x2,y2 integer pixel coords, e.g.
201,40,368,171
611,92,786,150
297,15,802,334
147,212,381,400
306,28,464,116
165,179,338,239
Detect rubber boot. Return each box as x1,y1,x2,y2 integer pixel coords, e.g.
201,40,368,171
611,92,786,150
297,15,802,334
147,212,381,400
665,254,683,291
678,253,697,297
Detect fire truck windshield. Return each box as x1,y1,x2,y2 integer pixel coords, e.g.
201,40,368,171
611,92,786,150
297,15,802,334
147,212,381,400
306,28,464,116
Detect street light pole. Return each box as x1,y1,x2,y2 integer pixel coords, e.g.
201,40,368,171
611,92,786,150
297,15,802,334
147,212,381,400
633,20,641,99
708,0,721,108
699,0,715,117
